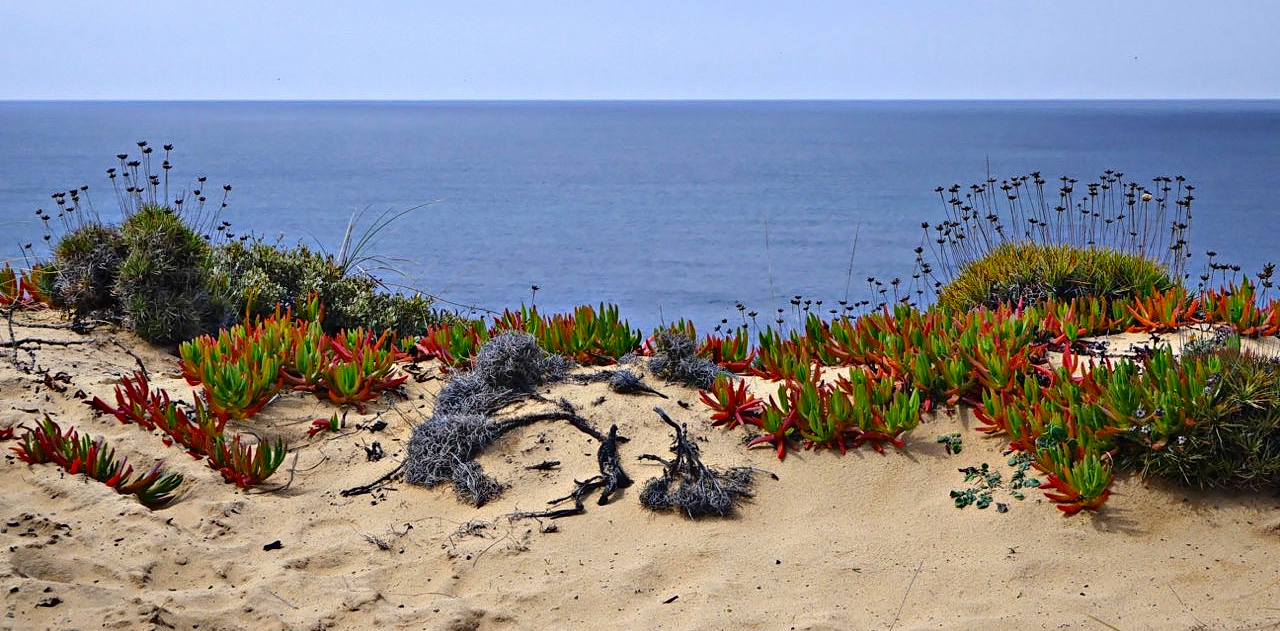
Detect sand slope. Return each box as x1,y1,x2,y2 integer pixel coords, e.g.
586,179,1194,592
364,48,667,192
2,310,1279,631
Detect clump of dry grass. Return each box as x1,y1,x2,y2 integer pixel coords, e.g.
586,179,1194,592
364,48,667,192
408,333,581,506
638,408,761,518
648,330,724,390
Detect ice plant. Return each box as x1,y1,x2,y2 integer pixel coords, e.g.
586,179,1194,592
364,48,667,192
91,371,288,488
196,352,283,420
509,303,641,365
1202,278,1280,337
416,320,488,370
306,413,343,437
319,327,409,406
699,327,756,373
1033,439,1113,516
11,416,183,508
1126,286,1202,333
698,375,763,429
283,319,329,389
749,382,800,459
179,317,287,421
833,367,921,452
750,328,812,382
206,433,288,488
0,264,50,308
1041,296,1121,346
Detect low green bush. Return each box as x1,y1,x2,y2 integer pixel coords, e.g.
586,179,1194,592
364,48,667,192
207,240,452,337
1121,345,1280,490
36,145,452,343
50,223,128,316
115,204,223,343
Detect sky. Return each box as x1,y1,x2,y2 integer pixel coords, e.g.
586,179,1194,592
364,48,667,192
1,1,1277,100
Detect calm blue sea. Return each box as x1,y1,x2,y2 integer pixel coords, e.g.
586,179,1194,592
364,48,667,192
2,100,1278,331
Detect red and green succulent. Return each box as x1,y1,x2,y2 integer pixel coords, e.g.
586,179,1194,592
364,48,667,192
11,416,183,508
91,371,288,488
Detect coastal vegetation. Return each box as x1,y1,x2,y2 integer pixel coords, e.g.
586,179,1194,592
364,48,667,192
33,142,453,342
5,152,1280,521
9,416,184,508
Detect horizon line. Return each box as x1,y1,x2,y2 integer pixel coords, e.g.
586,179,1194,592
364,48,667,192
2,97,1279,104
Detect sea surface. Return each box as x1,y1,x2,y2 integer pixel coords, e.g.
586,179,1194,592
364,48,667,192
2,100,1278,331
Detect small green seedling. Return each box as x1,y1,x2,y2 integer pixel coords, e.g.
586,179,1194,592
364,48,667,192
936,432,963,455
951,458,1039,510
1007,453,1041,500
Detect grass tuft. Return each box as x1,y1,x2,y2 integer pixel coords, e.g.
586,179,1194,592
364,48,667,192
936,242,1175,312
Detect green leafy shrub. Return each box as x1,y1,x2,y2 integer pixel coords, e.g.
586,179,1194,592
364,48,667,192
115,204,221,343
206,240,450,337
36,145,448,342
935,242,1175,313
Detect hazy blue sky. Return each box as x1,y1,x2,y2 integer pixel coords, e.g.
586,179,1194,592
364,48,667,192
2,1,1276,100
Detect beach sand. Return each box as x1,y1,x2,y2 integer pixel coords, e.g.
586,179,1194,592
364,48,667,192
2,310,1279,630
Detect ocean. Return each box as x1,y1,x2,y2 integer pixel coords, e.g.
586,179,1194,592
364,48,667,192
2,100,1278,332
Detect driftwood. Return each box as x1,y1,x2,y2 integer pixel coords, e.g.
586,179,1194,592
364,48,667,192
110,337,149,380
4,338,89,347
511,423,632,519
607,369,668,399
492,409,609,443
565,368,668,399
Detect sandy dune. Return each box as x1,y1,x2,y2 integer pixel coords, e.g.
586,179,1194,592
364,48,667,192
2,310,1279,631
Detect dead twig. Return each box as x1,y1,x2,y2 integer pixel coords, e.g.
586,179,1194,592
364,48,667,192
6,318,77,330
4,337,90,348
6,306,18,369
1168,583,1206,629
267,590,299,610
110,336,149,380
254,452,302,493
341,463,404,497
1085,615,1124,631
361,532,392,551
888,560,924,631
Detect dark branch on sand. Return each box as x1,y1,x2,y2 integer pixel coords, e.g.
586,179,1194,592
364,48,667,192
4,337,90,348
492,410,609,443
510,424,633,520
110,336,149,380
340,463,404,497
